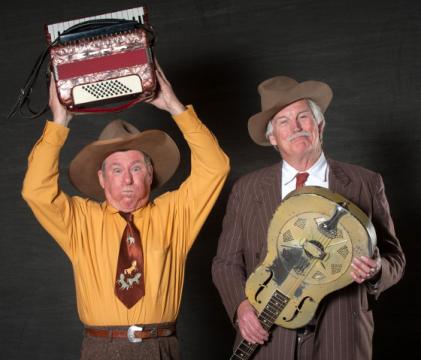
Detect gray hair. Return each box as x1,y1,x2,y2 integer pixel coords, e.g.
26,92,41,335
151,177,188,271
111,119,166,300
101,150,153,176
265,99,325,140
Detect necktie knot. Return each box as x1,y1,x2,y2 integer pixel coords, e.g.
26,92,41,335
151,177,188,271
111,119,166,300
119,212,133,223
295,172,309,190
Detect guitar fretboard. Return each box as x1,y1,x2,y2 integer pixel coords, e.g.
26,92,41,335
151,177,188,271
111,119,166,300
230,290,289,360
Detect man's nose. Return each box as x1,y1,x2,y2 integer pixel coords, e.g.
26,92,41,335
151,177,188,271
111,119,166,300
123,171,133,184
293,116,303,131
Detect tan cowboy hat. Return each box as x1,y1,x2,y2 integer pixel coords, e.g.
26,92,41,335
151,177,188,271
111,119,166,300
69,119,180,201
248,76,333,146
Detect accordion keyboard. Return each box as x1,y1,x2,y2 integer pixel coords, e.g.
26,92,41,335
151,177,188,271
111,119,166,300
46,6,146,43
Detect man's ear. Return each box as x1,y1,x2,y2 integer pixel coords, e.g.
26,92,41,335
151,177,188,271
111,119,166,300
318,121,325,135
98,170,105,189
268,133,277,146
147,169,153,186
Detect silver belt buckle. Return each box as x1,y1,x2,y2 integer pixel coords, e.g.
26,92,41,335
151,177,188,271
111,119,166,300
127,325,143,343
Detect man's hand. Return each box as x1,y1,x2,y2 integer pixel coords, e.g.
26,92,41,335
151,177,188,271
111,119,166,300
236,299,269,344
49,80,73,127
147,61,186,116
351,247,382,284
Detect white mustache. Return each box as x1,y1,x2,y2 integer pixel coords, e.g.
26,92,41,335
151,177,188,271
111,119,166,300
288,131,311,142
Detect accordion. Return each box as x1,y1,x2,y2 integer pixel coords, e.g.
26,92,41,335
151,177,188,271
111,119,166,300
8,6,156,118
47,6,156,112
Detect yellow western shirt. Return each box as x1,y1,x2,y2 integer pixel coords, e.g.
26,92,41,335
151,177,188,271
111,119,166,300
22,106,229,326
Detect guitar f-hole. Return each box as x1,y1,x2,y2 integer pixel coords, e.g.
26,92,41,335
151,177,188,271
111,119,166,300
254,268,273,304
282,296,314,322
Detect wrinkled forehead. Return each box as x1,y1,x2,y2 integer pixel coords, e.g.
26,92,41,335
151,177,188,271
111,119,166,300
103,149,147,166
273,99,312,119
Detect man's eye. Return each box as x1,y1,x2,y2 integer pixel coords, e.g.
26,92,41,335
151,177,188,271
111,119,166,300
132,166,142,172
112,168,122,174
299,113,312,120
274,118,287,125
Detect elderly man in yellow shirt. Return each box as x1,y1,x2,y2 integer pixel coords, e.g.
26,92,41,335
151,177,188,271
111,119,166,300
22,65,230,360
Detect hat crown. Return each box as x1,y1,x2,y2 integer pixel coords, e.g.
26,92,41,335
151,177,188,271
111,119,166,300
258,76,299,110
98,120,140,141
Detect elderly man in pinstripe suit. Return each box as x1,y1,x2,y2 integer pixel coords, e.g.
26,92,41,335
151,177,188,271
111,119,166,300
212,76,405,360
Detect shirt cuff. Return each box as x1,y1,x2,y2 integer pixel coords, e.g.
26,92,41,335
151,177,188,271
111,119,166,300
172,105,202,132
42,120,70,146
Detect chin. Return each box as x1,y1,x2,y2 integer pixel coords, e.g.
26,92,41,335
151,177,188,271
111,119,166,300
291,138,311,146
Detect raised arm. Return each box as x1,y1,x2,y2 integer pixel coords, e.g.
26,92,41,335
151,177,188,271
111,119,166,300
21,80,81,258
149,62,230,248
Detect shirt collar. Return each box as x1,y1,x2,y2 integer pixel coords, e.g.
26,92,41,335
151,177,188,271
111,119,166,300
282,152,328,186
103,202,119,214
103,202,149,216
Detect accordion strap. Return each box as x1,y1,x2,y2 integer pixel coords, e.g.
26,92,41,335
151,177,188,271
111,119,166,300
7,42,55,119
64,18,132,33
70,95,153,114
58,19,155,46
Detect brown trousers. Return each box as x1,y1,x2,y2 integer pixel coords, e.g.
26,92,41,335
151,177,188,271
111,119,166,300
80,332,180,360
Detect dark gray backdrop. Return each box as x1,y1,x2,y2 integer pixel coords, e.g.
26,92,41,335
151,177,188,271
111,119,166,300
1,0,419,359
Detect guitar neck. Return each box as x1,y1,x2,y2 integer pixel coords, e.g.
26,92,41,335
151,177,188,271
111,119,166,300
230,290,289,360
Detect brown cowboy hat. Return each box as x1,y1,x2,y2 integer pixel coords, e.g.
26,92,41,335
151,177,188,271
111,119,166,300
69,119,180,201
248,76,333,146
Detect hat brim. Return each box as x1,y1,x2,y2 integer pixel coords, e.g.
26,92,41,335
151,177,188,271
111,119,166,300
69,130,180,201
248,81,333,146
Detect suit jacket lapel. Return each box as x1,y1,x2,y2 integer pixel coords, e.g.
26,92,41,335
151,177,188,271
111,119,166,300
328,158,353,198
255,162,282,217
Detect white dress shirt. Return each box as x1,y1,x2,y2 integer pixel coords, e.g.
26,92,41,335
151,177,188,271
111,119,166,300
281,152,329,199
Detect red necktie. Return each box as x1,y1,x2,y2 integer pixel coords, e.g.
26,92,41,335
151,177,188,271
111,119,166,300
115,212,145,308
295,172,309,190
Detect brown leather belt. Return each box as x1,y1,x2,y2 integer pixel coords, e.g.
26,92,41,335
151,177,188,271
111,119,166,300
85,323,176,343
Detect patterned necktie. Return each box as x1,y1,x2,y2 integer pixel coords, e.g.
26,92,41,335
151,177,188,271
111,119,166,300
115,212,145,308
295,172,309,190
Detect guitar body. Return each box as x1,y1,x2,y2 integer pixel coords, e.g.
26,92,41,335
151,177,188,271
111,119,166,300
245,186,377,329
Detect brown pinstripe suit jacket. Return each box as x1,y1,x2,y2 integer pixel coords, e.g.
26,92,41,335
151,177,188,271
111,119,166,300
212,158,405,360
